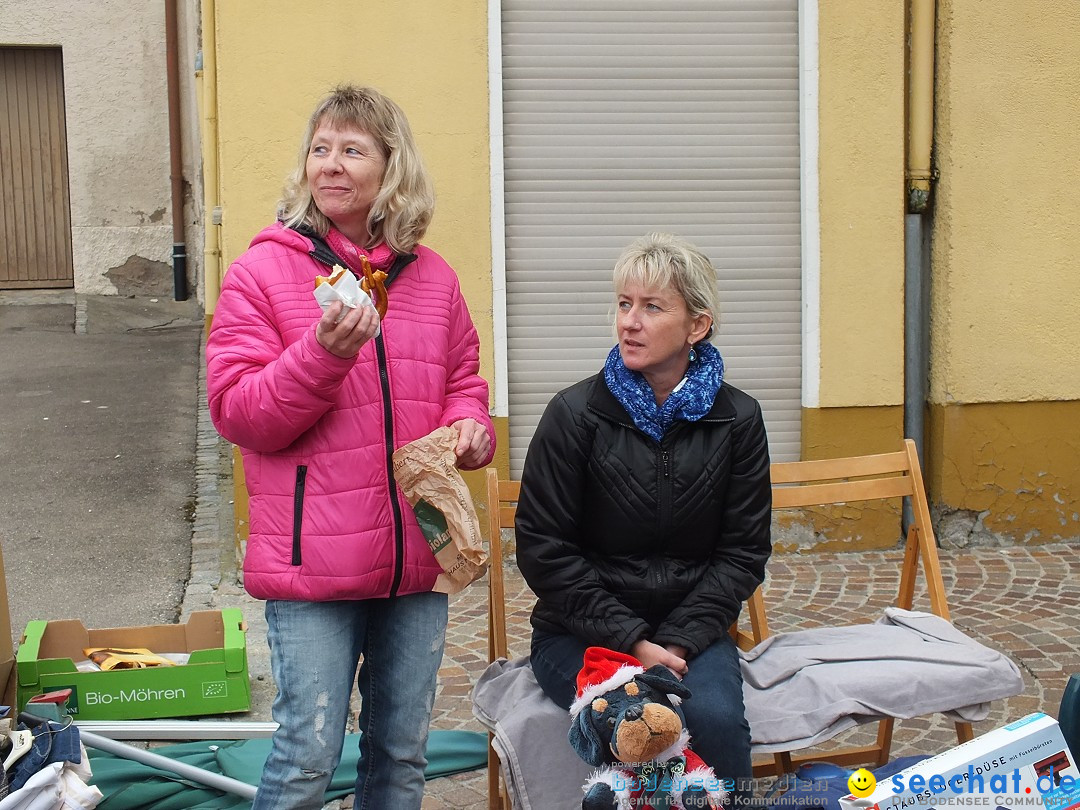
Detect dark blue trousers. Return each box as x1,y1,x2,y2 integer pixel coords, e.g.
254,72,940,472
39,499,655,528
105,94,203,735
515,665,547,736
531,629,753,804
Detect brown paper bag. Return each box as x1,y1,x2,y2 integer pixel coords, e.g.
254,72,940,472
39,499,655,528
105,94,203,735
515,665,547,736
392,426,488,594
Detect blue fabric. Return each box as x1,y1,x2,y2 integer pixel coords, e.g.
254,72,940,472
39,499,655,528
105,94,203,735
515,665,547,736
602,342,724,441
9,718,83,791
763,755,931,810
530,631,753,802
254,592,448,810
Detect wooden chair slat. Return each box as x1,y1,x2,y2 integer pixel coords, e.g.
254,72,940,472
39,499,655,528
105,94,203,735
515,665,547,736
771,475,914,509
770,450,909,484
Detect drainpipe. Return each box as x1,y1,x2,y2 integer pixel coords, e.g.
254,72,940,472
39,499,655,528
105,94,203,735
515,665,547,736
904,0,936,532
200,0,222,329
165,0,188,301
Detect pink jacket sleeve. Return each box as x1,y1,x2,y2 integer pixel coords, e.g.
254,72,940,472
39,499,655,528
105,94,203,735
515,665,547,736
438,282,496,469
206,259,356,453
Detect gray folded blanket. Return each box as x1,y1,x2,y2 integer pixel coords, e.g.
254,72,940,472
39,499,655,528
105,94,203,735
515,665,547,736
742,607,1025,752
473,656,590,810
472,608,1025,809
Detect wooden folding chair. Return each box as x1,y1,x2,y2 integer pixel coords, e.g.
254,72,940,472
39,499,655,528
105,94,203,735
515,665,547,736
485,468,518,810
483,439,975,802
735,438,974,777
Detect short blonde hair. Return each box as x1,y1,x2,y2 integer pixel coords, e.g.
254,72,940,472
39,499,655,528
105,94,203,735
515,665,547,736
612,232,720,341
279,85,434,253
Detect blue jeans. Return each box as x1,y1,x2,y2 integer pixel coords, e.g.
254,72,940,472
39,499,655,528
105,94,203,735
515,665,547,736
254,592,448,810
531,630,753,803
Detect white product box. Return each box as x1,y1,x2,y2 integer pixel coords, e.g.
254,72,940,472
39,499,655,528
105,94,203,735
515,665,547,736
839,713,1080,810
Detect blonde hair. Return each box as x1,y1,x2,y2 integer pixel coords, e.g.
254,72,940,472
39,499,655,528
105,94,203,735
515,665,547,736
612,232,720,340
279,85,434,253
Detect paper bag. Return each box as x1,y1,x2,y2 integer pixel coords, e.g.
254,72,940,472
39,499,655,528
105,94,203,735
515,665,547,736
392,426,488,594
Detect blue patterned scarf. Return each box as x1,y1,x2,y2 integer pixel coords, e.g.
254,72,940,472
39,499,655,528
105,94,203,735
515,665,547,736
602,342,725,442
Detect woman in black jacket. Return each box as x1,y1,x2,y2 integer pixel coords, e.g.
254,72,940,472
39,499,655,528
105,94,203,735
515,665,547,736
516,232,772,798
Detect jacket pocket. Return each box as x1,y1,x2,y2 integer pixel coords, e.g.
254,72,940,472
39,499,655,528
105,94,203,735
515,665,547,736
292,465,307,566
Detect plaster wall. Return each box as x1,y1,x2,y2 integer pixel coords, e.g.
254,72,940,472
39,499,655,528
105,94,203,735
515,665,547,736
928,402,1080,544
920,0,1080,544
797,1,908,549
931,0,1080,403
211,1,493,388
814,0,906,408
0,0,200,296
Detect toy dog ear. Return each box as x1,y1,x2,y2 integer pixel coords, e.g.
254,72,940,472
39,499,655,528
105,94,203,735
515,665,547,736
637,664,693,700
568,709,608,767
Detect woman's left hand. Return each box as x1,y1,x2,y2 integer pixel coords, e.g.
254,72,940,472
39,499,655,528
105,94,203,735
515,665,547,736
450,418,491,469
664,644,689,664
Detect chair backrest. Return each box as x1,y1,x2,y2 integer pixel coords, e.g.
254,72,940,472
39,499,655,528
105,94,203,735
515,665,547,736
770,437,946,612
486,469,520,663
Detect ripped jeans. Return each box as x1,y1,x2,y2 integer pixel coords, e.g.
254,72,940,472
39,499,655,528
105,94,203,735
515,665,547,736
253,592,448,810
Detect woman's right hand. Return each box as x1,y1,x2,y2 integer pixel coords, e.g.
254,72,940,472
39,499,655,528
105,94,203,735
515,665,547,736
316,301,380,358
630,639,688,678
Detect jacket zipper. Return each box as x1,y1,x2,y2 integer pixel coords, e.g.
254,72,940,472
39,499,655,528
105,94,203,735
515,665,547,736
659,448,672,528
374,332,406,597
292,465,308,566
654,448,671,595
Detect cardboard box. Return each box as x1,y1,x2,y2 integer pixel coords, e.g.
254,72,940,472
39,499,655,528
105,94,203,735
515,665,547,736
16,609,250,720
0,542,16,711
840,713,1080,810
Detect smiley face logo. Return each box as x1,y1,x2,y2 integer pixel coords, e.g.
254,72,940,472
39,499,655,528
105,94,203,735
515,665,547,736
848,768,877,797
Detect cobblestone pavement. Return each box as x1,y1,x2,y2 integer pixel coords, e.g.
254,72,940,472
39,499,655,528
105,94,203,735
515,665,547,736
186,343,1080,810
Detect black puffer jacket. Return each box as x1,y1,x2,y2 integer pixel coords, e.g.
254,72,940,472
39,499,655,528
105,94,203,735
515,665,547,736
516,372,772,657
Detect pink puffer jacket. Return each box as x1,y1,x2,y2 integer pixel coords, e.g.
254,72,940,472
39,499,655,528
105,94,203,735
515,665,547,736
206,223,495,601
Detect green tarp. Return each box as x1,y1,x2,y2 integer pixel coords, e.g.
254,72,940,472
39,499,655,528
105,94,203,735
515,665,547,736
88,730,488,809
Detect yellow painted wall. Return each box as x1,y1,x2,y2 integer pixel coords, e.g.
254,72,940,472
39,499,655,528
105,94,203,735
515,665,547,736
815,0,906,408
798,2,908,547
212,0,494,390
928,402,1080,543
778,406,905,552
931,0,1080,403
922,0,1080,542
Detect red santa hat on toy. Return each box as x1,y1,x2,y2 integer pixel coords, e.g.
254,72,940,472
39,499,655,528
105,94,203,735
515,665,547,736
569,646,646,718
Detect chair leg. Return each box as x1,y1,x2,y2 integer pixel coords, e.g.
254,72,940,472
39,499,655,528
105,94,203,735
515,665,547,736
874,717,895,766
487,733,501,810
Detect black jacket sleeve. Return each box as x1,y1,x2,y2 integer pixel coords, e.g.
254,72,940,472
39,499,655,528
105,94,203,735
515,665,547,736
652,399,772,655
515,393,653,653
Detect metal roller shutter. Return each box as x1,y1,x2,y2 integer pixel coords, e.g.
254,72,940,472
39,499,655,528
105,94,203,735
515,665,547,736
502,0,802,476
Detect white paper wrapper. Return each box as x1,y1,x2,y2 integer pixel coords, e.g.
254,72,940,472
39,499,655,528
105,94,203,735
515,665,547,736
313,267,381,335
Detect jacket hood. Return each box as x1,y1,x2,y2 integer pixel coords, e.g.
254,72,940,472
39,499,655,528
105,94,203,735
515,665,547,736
249,221,318,254
249,222,415,277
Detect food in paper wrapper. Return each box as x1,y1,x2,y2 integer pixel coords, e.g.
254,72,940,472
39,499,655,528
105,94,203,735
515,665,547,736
315,265,348,288
392,426,488,594
313,264,381,334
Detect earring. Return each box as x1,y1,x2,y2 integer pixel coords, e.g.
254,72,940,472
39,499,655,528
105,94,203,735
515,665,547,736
688,346,697,363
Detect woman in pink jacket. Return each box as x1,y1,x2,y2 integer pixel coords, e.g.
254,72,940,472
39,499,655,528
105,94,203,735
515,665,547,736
206,85,494,810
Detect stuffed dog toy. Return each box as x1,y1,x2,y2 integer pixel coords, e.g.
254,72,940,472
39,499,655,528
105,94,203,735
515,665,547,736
568,646,725,809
